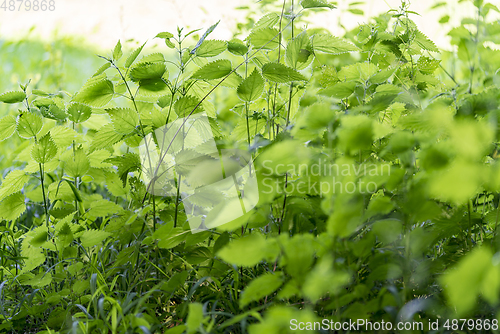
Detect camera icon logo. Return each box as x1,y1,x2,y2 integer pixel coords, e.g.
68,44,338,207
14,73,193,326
138,111,259,233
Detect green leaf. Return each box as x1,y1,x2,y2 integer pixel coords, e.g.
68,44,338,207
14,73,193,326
31,133,57,164
24,272,52,288
130,63,166,82
262,63,307,83
17,111,43,139
227,39,248,56
88,199,123,217
67,102,92,123
248,27,280,50
286,32,313,70
217,234,277,267
64,148,90,178
0,115,17,141
113,39,123,61
106,107,139,135
104,153,141,187
174,95,204,118
191,59,232,80
186,303,204,334
73,76,114,107
414,30,439,52
318,81,356,99
0,192,26,221
80,229,111,248
195,40,227,57
57,222,74,248
190,21,220,55
153,223,187,249
90,123,124,151
0,170,29,201
0,91,26,103
311,34,359,54
50,126,79,149
240,272,284,307
254,13,280,29
301,0,335,9
125,42,146,67
237,69,265,102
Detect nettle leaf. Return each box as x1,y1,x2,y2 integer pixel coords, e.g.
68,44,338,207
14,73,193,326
105,152,141,186
0,170,29,201
64,148,90,178
0,115,17,141
191,21,220,55
0,192,26,221
106,107,139,135
414,30,439,52
311,34,359,54
73,76,114,107
57,222,73,248
90,123,124,151
195,40,227,57
113,39,123,61
240,272,284,307
174,95,204,118
67,102,92,123
0,91,26,103
254,13,280,30
92,62,111,77
301,0,335,9
129,63,166,82
262,62,307,83
191,59,232,80
286,32,313,70
31,133,57,164
50,126,79,149
88,199,123,217
80,229,111,248
217,233,279,267
125,42,146,67
153,224,187,249
248,27,280,50
237,68,265,102
227,39,248,56
318,81,356,99
17,111,43,139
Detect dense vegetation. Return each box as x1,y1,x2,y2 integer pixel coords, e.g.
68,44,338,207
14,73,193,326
1,0,500,332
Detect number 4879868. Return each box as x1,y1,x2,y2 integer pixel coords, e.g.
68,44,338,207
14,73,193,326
1,0,55,11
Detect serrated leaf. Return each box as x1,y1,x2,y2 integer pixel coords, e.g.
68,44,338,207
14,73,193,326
301,0,335,9
32,133,57,164
192,59,232,80
227,39,248,56
129,63,166,82
67,102,92,123
414,30,439,52
104,153,141,186
174,95,204,118
248,27,280,50
106,107,139,135
190,21,220,55
57,222,73,248
240,272,284,307
73,77,114,107
64,148,90,178
92,62,111,77
311,34,359,54
0,91,26,103
0,192,26,221
50,126,79,148
237,68,265,102
0,115,17,141
254,13,280,29
113,39,123,61
90,123,124,151
80,229,111,248
17,111,43,139
217,234,274,267
0,170,29,201
195,40,227,57
125,42,146,68
88,199,123,217
262,62,307,83
319,81,357,98
286,31,313,70
153,224,187,249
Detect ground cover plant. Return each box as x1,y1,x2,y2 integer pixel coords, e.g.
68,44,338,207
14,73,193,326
1,0,500,333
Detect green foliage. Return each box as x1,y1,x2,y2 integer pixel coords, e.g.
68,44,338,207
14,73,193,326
2,1,500,333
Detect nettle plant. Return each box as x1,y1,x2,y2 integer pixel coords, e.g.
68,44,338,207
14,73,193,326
0,0,500,333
